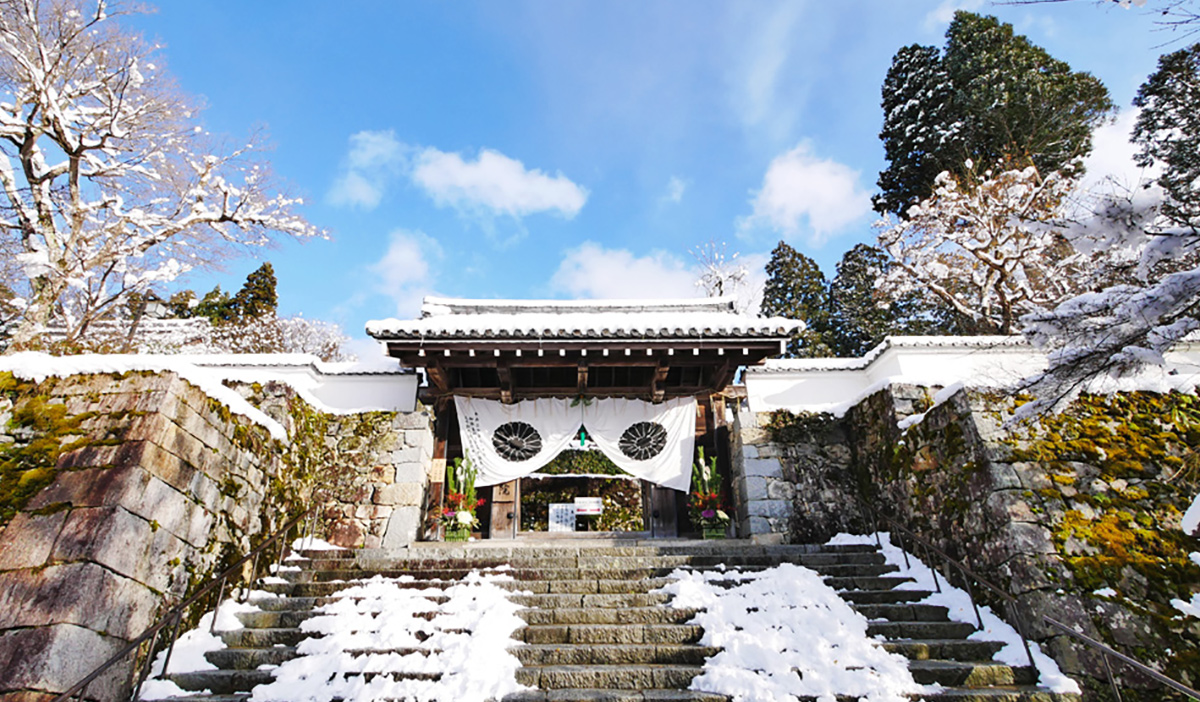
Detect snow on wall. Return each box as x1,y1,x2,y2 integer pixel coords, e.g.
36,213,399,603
744,336,1200,415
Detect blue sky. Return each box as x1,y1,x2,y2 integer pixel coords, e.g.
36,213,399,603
126,1,1174,351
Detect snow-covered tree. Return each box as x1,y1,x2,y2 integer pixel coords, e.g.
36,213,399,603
1018,43,1200,407
1133,42,1200,233
875,11,1113,216
877,162,1086,334
0,0,320,348
691,240,757,314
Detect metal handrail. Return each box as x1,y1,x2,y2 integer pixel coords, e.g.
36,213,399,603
52,506,319,702
869,510,1200,701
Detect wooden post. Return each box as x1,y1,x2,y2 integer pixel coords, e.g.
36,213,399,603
490,480,519,539
423,397,452,541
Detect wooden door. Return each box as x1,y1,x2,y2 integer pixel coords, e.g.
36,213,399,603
646,484,679,538
489,480,519,539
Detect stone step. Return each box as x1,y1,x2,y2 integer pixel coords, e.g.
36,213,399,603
517,624,705,646
514,644,720,667
147,696,250,702
507,578,674,595
867,620,978,640
313,551,887,572
854,603,951,622
515,664,703,690
205,646,298,670
881,638,1006,662
290,562,897,583
840,589,933,604
908,690,1081,701
519,606,699,626
511,592,673,609
824,575,916,591
220,626,311,648
167,669,275,694
909,660,1038,687
237,609,318,629
503,691,728,702
248,595,339,611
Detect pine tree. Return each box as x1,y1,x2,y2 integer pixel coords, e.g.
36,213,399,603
233,262,280,319
760,241,834,358
193,287,235,324
1133,42,1200,232
875,11,1113,216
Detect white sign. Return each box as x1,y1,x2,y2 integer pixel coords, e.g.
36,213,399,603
548,503,577,532
574,497,603,516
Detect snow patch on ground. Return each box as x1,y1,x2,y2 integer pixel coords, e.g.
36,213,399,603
656,563,925,702
1093,587,1118,598
1182,492,1200,536
139,598,263,700
0,352,288,441
1172,594,1200,619
293,536,345,551
826,533,1080,694
249,571,527,702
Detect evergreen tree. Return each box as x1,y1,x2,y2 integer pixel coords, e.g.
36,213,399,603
875,11,1113,216
1133,42,1200,232
233,262,279,319
760,241,834,358
875,45,962,217
192,287,235,324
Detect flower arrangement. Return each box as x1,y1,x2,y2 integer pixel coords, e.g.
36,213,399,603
689,447,729,534
441,455,484,538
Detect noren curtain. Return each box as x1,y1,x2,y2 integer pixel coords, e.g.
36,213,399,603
454,396,695,491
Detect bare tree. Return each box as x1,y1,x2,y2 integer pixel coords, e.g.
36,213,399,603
1001,0,1200,40
0,0,321,349
691,240,758,314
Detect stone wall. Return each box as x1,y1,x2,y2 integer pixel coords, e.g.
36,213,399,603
0,371,435,701
748,383,1200,700
0,371,302,701
233,381,433,549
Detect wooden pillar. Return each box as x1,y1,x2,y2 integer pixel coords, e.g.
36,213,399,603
489,480,519,539
423,397,452,541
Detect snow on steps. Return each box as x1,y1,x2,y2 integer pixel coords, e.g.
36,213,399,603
154,541,1080,702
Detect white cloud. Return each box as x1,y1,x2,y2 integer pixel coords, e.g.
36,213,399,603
664,176,687,204
412,147,588,219
739,142,872,245
550,242,700,299
923,0,983,32
369,229,441,317
327,130,409,210
1081,109,1158,193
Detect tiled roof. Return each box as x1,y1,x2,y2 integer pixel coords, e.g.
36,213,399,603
366,296,803,341
746,336,1031,374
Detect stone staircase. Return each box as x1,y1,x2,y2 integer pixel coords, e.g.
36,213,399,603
155,540,1080,702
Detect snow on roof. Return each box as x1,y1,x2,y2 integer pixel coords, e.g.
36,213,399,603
366,296,802,340
748,336,1031,374
185,353,409,376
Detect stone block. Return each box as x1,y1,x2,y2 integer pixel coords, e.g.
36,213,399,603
373,483,422,507
0,512,68,571
747,516,772,535
987,462,1023,491
382,507,422,549
368,465,395,484
394,411,431,430
742,444,759,460
747,499,790,519
985,490,1037,524
394,462,427,484
0,625,129,700
49,506,188,592
765,480,795,501
0,563,159,639
744,476,767,501
390,446,423,464
743,458,783,479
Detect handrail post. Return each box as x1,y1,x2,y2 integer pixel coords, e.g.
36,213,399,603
209,577,227,635
1007,600,1036,669
1102,651,1124,702
130,626,161,702
156,610,186,682
959,564,983,629
925,544,941,593
241,551,261,604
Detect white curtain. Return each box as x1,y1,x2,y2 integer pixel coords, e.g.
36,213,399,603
455,396,696,491
582,398,695,492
